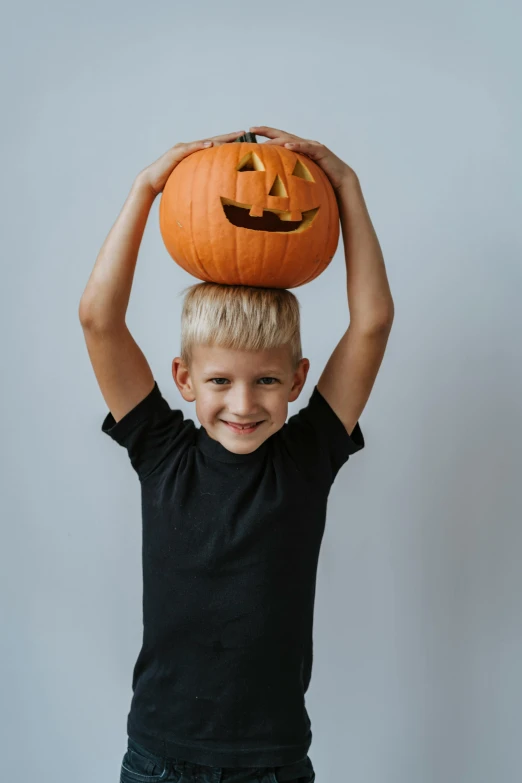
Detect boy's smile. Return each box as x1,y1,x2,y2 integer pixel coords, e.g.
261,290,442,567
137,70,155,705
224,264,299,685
221,419,264,435
172,344,310,455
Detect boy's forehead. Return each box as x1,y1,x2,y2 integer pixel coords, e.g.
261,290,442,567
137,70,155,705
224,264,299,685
192,343,291,371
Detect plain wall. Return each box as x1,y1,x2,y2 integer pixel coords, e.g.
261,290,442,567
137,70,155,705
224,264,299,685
2,1,521,780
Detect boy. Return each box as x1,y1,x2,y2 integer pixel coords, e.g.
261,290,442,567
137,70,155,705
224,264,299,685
79,126,394,782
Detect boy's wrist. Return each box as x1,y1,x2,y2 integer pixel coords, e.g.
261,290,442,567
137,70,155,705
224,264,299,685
335,169,361,198
133,172,159,201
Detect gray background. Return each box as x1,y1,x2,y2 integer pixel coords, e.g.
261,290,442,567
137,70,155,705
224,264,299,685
2,1,521,781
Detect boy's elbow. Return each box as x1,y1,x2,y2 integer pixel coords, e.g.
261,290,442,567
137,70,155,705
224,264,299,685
355,307,394,333
376,299,395,329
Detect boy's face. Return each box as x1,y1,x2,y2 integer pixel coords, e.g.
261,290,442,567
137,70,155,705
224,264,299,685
172,344,310,454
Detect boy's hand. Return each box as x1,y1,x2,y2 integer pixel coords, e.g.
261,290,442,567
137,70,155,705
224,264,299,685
138,130,246,196
249,125,356,192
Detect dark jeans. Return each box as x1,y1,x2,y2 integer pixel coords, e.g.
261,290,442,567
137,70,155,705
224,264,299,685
120,736,316,783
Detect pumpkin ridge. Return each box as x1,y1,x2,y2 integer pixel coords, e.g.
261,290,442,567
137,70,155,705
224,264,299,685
234,144,244,285
190,151,210,281
290,161,323,288
295,157,330,285
255,147,265,289
234,145,240,285
276,146,287,287
207,147,217,283
281,146,305,286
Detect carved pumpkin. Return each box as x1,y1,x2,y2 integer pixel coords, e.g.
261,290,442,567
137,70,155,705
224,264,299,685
159,135,339,288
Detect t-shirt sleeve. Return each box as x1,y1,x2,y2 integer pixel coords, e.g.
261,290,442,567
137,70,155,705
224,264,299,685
101,380,195,481
281,385,365,487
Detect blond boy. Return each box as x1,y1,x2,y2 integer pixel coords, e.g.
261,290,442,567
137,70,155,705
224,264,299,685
80,126,394,783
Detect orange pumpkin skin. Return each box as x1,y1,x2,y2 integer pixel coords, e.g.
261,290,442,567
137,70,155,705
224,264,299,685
159,142,340,289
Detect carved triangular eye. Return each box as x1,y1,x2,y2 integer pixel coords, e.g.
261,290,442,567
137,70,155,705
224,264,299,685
291,159,314,182
237,152,265,172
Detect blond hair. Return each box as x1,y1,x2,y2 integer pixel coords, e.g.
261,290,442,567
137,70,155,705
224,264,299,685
178,283,302,371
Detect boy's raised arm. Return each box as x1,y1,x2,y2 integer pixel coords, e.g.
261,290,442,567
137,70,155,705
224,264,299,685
79,175,156,331
317,172,394,437
79,175,157,423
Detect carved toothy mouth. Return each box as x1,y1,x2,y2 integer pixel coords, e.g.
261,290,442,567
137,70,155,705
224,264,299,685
220,198,319,234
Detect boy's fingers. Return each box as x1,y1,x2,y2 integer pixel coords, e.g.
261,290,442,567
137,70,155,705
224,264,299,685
250,126,288,138
287,141,322,154
208,130,246,142
177,132,245,150
251,126,306,147
187,131,247,149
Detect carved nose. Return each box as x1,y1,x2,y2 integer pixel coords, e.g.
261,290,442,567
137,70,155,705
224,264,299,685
268,174,288,198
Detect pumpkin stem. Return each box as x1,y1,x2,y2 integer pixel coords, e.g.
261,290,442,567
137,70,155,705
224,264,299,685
234,132,257,144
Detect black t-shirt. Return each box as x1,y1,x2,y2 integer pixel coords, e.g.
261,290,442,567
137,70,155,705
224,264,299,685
101,381,364,768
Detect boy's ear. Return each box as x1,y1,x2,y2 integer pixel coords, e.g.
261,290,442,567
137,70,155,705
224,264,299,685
288,358,310,402
172,357,196,402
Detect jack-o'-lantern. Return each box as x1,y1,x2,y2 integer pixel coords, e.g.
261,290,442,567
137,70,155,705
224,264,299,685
159,133,339,288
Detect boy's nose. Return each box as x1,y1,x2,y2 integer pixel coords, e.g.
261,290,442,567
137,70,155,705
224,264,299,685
226,391,261,418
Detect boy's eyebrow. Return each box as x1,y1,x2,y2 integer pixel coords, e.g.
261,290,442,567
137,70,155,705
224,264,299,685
204,368,285,375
